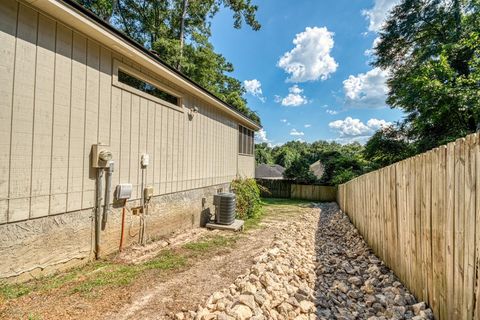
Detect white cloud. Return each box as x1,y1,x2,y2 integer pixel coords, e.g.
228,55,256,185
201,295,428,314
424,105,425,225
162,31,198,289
278,27,338,82
304,124,311,128
333,136,372,145
244,79,266,102
326,109,338,115
279,85,309,107
364,37,382,56
290,128,305,136
280,119,287,123
362,0,400,32
367,118,391,131
255,128,269,143
343,67,389,108
328,116,391,137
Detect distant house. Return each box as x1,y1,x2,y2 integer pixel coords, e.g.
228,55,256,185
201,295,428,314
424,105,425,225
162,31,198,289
255,164,286,180
0,0,259,281
309,160,325,180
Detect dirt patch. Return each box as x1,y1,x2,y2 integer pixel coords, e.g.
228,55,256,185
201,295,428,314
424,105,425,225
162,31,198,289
0,199,312,320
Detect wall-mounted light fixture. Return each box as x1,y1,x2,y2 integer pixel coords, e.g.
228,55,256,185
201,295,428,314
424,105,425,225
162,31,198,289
188,106,199,120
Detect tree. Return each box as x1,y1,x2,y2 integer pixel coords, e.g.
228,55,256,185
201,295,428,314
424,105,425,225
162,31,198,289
272,147,299,169
76,0,261,124
317,150,367,186
363,126,414,168
374,0,480,152
283,157,317,184
256,140,372,186
255,143,273,165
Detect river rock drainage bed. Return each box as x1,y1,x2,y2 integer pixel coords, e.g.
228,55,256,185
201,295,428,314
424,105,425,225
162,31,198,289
173,203,433,320
315,203,432,320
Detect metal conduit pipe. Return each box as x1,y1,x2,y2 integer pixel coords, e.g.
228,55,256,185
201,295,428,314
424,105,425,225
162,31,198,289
102,161,114,230
95,168,104,259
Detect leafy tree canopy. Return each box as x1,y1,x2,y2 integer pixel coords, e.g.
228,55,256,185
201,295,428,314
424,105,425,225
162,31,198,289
255,143,274,165
363,126,415,168
76,0,261,124
255,141,371,186
374,0,480,152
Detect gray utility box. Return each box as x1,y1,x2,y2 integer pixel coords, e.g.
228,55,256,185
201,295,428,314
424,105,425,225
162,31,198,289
213,193,236,225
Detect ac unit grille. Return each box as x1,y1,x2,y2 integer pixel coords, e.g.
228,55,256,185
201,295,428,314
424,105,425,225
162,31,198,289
213,193,236,225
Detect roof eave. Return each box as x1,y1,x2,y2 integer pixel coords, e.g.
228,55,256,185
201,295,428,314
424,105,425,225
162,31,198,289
27,0,261,131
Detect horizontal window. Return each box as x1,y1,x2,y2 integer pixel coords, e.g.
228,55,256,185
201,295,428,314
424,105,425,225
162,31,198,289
239,125,254,155
118,69,179,106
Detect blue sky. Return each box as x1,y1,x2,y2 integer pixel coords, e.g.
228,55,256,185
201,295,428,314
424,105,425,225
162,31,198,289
210,0,403,145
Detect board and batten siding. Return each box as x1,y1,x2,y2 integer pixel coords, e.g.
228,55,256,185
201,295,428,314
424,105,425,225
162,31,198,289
238,155,255,178
0,0,250,225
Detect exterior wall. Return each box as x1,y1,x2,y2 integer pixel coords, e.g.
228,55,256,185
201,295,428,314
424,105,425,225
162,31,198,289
0,183,228,281
0,0,256,280
237,155,255,178
0,0,242,224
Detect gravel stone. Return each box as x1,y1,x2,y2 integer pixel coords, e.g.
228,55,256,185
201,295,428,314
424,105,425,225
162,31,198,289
171,203,433,320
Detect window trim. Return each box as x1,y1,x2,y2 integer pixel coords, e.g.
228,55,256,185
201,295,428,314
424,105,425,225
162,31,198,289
112,59,183,112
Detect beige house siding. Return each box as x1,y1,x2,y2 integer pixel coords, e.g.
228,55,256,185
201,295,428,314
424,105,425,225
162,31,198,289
237,155,255,178
0,0,254,225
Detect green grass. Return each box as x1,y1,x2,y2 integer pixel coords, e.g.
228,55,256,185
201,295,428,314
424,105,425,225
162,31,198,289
0,249,189,299
261,198,312,206
27,314,43,320
143,250,187,270
183,235,238,252
71,264,140,294
0,269,84,300
0,282,31,299
243,212,265,230
72,250,187,294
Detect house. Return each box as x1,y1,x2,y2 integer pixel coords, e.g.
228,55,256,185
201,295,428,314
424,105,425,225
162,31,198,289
0,0,259,281
255,164,286,180
309,160,325,180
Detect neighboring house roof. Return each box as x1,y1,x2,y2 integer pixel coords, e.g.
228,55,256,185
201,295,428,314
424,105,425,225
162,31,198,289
255,164,286,179
35,0,260,131
309,160,325,179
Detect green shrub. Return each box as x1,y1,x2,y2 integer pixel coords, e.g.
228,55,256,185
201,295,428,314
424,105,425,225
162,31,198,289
231,178,262,220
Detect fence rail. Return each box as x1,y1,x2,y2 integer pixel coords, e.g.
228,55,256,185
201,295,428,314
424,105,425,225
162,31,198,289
337,133,480,320
256,179,336,202
256,179,292,198
291,184,337,202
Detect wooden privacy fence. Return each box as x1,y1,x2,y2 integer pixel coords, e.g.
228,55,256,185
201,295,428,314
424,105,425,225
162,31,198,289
291,184,337,202
256,179,337,202
256,179,292,198
337,133,480,320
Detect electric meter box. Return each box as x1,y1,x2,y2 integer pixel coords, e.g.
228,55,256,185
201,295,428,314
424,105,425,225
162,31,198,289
115,183,133,200
92,144,112,168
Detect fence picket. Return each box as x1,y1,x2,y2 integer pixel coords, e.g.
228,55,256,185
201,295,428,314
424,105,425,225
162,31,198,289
337,133,480,320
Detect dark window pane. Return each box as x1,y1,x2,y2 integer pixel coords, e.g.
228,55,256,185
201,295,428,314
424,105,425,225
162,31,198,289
238,126,254,155
118,69,179,106
247,129,252,155
250,131,255,155
238,126,243,153
243,127,247,154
